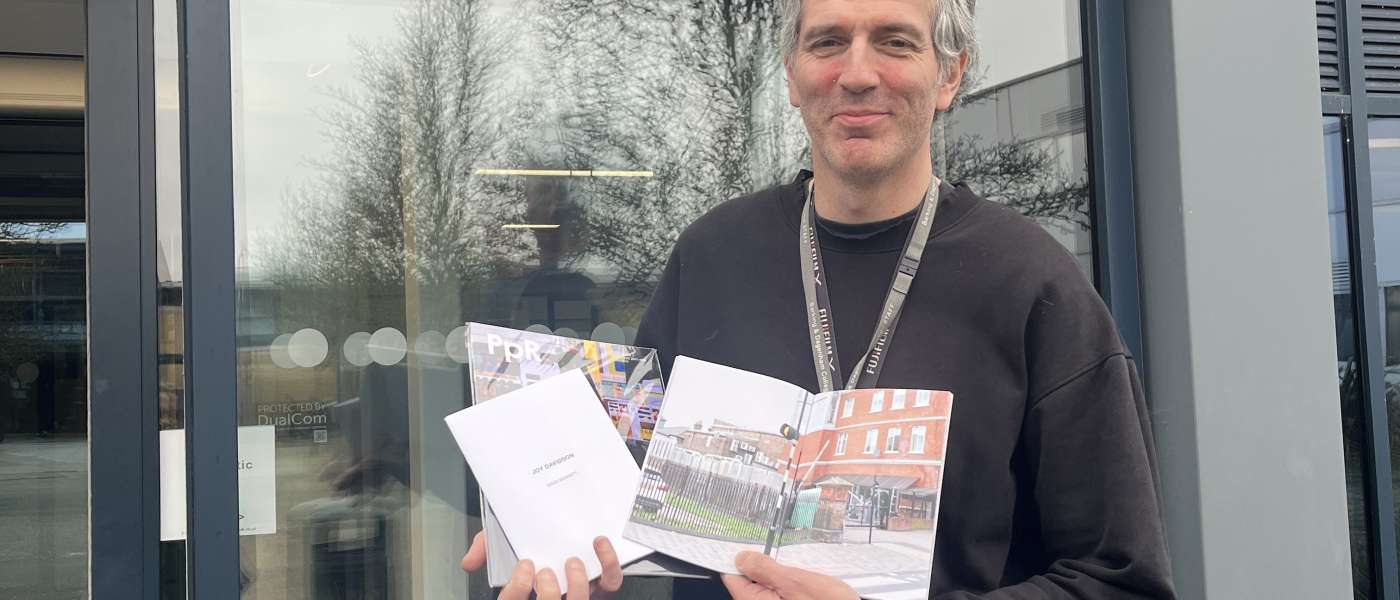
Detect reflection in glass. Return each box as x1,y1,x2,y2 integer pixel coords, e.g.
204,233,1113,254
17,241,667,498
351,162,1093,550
155,0,188,594
1366,119,1400,575
945,1,1091,277
1325,116,1372,600
0,220,88,600
228,1,1097,597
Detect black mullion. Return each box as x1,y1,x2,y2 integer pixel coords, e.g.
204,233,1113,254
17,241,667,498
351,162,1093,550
178,0,241,596
1341,1,1400,598
85,0,161,595
1082,0,1144,365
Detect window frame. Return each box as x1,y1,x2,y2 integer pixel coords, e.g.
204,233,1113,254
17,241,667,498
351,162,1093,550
884,427,901,453
910,425,927,454
863,429,879,455
1316,1,1400,597
82,0,1152,594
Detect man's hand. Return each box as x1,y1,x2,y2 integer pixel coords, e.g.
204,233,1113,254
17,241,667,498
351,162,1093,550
721,551,860,600
460,531,624,599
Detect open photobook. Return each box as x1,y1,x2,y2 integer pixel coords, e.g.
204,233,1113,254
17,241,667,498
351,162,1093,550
624,357,954,600
461,323,704,586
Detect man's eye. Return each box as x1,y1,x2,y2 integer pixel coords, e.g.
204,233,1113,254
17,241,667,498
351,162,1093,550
811,38,843,49
886,38,915,50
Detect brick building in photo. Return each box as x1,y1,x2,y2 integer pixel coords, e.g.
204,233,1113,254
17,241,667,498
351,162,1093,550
791,389,953,531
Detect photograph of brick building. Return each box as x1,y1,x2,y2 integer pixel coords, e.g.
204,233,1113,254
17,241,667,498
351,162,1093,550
789,389,954,537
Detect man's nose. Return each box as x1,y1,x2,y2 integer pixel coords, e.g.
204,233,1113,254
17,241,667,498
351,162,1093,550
836,41,879,94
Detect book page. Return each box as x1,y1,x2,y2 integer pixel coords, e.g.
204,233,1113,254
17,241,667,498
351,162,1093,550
623,356,813,575
445,369,652,582
777,388,955,600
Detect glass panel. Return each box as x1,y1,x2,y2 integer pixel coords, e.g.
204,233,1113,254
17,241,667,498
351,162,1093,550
0,110,87,600
944,0,1092,277
154,0,188,594
228,1,1096,597
1366,119,1400,583
1324,116,1372,600
0,0,88,585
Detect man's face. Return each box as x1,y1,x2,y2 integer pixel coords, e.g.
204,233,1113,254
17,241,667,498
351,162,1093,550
785,0,964,181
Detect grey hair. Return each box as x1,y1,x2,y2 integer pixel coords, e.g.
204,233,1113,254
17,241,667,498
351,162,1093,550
779,0,980,96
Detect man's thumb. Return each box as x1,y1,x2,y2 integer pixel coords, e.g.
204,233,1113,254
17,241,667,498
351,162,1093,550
734,551,795,590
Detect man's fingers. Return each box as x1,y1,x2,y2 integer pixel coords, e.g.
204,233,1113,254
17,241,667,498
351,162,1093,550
593,536,623,592
565,557,590,599
497,559,535,600
733,551,794,591
460,531,487,573
721,573,773,600
535,567,563,600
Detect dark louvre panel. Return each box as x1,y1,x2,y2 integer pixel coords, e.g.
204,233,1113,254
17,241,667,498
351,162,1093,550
1364,1,1400,93
1321,1,1343,92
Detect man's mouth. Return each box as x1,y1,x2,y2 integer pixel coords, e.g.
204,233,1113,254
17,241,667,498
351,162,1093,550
833,111,889,127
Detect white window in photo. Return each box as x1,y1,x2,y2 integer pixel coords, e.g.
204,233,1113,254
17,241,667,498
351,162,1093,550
915,390,931,407
910,425,927,454
842,397,855,419
891,390,907,410
835,432,848,456
863,429,878,454
885,427,901,453
870,391,885,413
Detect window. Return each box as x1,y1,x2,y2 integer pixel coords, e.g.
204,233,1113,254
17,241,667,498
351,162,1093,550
835,432,848,456
207,0,1101,596
910,426,927,454
891,390,906,410
842,397,854,419
915,390,931,407
885,427,902,453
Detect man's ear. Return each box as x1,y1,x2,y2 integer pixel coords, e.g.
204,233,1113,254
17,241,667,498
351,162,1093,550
935,51,969,111
785,56,801,108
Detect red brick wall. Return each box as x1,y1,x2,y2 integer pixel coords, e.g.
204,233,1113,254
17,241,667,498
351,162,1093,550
790,388,953,490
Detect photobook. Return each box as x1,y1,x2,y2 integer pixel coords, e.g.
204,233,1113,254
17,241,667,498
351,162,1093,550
623,357,954,600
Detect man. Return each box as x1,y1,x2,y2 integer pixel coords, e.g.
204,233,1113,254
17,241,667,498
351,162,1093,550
464,0,1175,597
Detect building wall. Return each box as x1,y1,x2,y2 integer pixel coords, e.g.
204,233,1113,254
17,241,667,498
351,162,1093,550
792,390,954,490
1125,0,1354,597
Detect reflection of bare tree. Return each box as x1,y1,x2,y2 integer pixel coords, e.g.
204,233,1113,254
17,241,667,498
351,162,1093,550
532,0,806,289
260,0,1090,304
259,0,518,335
943,134,1090,229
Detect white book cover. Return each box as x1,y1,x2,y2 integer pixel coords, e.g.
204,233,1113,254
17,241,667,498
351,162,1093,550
445,368,652,581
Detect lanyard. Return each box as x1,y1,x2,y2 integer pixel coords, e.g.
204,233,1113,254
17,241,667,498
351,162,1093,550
799,178,940,392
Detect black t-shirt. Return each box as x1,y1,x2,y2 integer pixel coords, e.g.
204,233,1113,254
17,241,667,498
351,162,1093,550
636,171,1175,599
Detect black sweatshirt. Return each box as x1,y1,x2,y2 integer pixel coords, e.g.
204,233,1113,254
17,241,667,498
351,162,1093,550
635,171,1175,599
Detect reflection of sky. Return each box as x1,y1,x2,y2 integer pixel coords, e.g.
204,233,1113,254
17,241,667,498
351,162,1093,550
7,223,87,240
233,0,408,267
1368,120,1400,286
1323,117,1349,265
973,0,1080,92
656,358,808,437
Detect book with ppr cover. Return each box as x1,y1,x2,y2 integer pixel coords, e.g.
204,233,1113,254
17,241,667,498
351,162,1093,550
461,323,705,585
622,356,955,600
